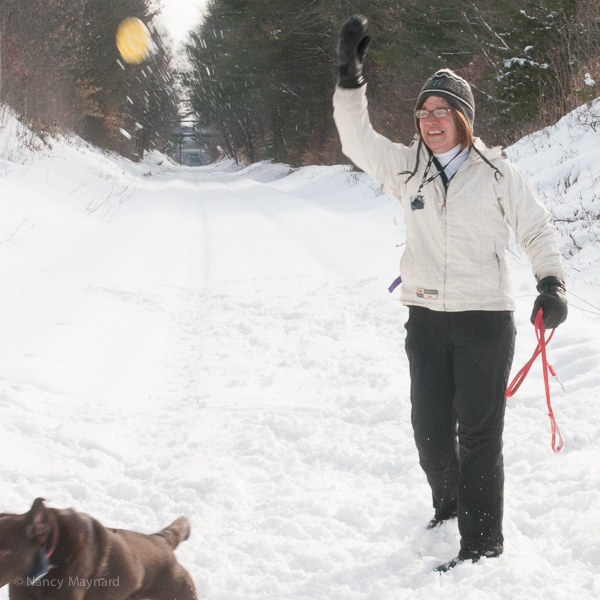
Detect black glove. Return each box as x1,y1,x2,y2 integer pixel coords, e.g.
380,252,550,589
337,15,371,89
531,276,568,329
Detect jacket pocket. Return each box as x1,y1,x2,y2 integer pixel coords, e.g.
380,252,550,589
494,244,503,289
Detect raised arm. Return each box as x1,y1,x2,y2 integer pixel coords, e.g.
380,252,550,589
333,16,415,194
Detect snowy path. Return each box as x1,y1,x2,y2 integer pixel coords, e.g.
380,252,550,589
0,132,599,598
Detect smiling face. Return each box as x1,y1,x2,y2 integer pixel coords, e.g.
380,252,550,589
418,96,460,154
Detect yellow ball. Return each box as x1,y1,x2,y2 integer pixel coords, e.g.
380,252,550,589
116,17,152,64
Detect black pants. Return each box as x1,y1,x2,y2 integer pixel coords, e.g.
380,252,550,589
405,307,516,555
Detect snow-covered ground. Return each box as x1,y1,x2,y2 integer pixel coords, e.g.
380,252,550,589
0,103,599,599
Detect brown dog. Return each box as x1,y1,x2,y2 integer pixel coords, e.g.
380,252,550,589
0,498,197,599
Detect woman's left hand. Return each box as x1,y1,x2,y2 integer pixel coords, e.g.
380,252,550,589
531,276,568,329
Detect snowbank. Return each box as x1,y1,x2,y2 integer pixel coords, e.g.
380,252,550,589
506,98,600,268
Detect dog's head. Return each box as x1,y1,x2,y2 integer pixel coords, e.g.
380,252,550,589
0,498,54,587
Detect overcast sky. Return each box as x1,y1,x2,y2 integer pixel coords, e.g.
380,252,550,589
158,0,209,45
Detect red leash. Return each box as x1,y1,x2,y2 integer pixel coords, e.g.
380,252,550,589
506,308,564,453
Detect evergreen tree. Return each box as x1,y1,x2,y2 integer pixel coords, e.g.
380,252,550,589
185,0,343,165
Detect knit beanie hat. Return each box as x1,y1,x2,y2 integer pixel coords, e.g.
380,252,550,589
416,69,475,131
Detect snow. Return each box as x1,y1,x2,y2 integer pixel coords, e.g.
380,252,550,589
1,103,600,599
503,57,549,70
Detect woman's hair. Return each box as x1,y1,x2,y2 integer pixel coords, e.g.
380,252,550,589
453,109,473,149
417,98,473,149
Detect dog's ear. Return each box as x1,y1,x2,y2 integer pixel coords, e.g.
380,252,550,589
26,498,50,544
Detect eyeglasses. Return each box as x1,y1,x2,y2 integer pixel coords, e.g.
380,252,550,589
415,108,452,119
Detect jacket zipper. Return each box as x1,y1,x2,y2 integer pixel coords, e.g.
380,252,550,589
438,156,473,309
442,180,448,309
438,154,485,308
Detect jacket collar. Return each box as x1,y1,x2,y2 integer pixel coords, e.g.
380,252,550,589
415,136,503,162
407,135,504,183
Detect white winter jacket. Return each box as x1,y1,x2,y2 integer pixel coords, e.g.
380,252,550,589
333,85,566,312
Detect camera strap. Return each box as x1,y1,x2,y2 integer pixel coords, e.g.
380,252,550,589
416,150,462,194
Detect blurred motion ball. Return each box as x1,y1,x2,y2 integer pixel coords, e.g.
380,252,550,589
116,17,151,64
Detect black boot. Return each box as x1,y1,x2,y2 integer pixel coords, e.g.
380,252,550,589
426,510,457,530
434,549,500,573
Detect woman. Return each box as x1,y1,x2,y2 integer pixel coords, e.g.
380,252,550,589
333,16,568,572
